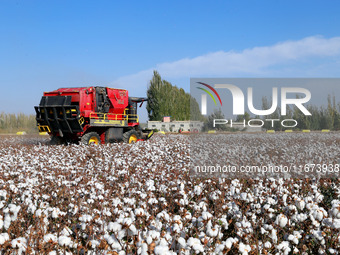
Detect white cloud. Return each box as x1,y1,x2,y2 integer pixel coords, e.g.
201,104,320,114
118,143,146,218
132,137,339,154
112,35,340,95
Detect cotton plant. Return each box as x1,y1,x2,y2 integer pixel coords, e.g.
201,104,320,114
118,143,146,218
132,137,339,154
0,134,338,253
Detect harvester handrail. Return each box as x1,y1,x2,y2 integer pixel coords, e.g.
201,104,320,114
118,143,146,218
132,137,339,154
89,112,139,123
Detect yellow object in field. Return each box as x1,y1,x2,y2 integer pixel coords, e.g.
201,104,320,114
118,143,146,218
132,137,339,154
285,130,293,133
208,130,216,134
302,130,310,133
39,132,49,136
267,130,275,133
321,129,330,132
158,131,166,134
16,131,26,135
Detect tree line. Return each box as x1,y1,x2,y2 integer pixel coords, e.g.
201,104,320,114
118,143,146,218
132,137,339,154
0,112,37,133
260,95,340,131
146,71,340,131
146,71,203,121
204,95,340,131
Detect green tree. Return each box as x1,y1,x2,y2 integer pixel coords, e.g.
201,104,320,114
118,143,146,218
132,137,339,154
202,109,237,132
146,71,204,121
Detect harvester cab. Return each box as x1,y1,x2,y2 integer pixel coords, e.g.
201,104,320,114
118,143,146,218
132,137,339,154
34,86,154,145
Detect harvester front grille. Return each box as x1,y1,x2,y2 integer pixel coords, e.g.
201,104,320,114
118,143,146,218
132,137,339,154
35,96,83,136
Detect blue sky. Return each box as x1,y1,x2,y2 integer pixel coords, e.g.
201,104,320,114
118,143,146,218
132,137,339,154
1,0,340,121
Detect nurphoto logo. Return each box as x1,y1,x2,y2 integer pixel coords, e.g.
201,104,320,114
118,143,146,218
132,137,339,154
196,81,312,128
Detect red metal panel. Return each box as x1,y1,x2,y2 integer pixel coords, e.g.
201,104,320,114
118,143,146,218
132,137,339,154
106,88,128,114
79,88,94,117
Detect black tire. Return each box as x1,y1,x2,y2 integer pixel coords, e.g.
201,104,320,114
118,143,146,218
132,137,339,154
123,130,139,144
50,136,65,145
81,132,101,145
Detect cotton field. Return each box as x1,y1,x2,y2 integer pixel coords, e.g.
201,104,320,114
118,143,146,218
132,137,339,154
0,133,339,254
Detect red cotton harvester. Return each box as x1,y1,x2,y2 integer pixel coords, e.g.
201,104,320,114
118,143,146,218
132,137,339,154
35,87,154,145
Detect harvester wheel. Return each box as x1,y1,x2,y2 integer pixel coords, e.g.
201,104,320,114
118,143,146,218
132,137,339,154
81,132,101,145
50,136,65,145
123,130,139,144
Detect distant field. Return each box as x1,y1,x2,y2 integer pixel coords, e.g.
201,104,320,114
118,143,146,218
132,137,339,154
190,132,340,179
0,134,339,254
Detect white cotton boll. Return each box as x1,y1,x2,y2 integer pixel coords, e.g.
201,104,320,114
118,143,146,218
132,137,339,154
140,242,148,253
122,217,134,226
178,182,185,191
207,224,219,237
293,213,308,223
28,204,36,214
328,248,338,254
154,245,170,255
0,201,6,209
128,224,138,235
179,198,187,206
315,192,324,203
108,222,122,232
198,201,207,211
263,204,271,210
219,218,229,230
184,211,192,221
239,242,251,255
0,190,7,199
187,237,204,254
276,214,288,228
103,208,112,217
58,236,72,247
35,209,43,217
157,211,170,222
4,214,11,229
51,209,59,219
282,194,288,206
194,185,202,196
276,241,291,255
104,234,122,250
79,214,92,222
60,227,72,237
330,207,340,219
81,223,86,231
230,186,236,196
148,198,158,205
288,234,299,245
310,215,321,227
225,237,237,249
264,241,272,248
202,211,213,220
261,228,267,235
155,239,170,255
270,229,278,243
135,208,145,216
209,191,220,200
172,223,181,234
0,233,9,245
215,243,225,254
295,199,305,211
146,236,153,245
11,237,27,249
313,230,326,241
177,237,186,249
323,218,340,229
148,230,160,240
240,192,248,200
312,209,327,221
267,197,276,205
44,234,57,243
